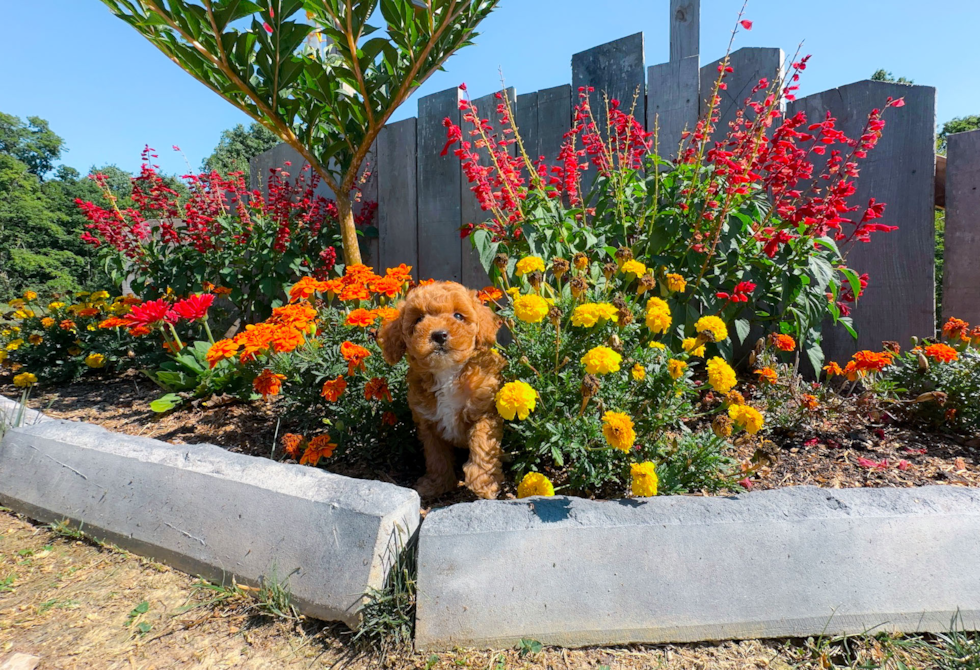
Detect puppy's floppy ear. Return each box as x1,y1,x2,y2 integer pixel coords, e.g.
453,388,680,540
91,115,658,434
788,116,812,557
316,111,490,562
378,303,408,364
470,291,501,348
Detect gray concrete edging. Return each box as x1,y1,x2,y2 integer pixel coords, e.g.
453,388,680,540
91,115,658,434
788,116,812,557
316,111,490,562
415,487,980,650
0,414,420,627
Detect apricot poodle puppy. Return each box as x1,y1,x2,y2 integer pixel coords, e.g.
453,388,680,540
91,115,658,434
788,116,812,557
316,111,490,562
379,281,504,499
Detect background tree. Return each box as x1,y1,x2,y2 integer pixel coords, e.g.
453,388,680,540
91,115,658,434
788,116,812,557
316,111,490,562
100,0,500,267
0,112,65,179
870,69,914,85
937,115,980,154
202,122,280,186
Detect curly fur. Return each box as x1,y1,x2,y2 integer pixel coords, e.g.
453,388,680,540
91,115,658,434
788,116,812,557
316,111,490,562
379,281,504,499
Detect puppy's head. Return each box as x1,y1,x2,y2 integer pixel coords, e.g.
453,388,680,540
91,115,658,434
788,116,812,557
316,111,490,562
379,281,499,370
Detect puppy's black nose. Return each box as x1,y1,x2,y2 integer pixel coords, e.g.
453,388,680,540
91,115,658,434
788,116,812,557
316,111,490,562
431,330,449,345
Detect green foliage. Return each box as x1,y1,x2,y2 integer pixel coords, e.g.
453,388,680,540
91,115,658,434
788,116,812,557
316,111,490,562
100,0,500,266
0,112,64,178
886,340,980,434
938,115,980,154
145,340,246,412
870,69,914,85
202,122,280,186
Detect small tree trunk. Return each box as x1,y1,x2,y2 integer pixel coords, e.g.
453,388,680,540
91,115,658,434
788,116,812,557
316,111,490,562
336,192,363,267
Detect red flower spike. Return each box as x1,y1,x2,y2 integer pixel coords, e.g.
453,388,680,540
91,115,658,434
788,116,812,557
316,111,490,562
740,20,753,29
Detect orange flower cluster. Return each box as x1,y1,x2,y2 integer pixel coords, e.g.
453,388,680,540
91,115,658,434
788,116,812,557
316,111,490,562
364,377,392,402
754,367,778,384
288,264,413,304
208,302,319,367
770,333,796,352
923,342,959,364
253,368,286,398
98,317,130,329
345,308,377,327
824,349,895,381
477,286,504,304
300,434,337,465
341,341,371,375
941,317,980,346
800,394,819,410
280,433,305,458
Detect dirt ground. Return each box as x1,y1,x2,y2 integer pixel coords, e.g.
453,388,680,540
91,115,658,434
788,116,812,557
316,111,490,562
2,510,944,670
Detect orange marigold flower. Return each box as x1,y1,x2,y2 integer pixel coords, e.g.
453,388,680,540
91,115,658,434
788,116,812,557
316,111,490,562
321,376,347,402
281,433,305,459
300,434,337,465
344,264,375,280
942,317,971,342
385,264,413,283
207,339,240,367
373,307,400,323
340,341,371,375
364,377,392,402
346,309,378,327
270,326,306,354
476,286,504,304
212,286,233,297
339,284,372,302
754,367,778,384
59,319,76,331
842,360,860,382
770,333,796,352
368,276,403,299
289,276,323,302
823,362,843,378
234,323,278,362
801,394,819,410
128,325,151,337
77,307,101,318
416,278,436,287
319,279,343,296
971,327,980,346
40,317,56,328
923,342,959,363
268,303,317,330
98,317,129,329
253,368,286,398
851,350,895,374
382,411,398,426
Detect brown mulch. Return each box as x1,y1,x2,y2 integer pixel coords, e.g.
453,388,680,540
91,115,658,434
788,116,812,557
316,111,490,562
3,371,979,505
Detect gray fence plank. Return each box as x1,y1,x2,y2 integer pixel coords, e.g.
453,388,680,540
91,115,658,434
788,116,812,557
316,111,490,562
378,119,418,278
787,81,937,362
572,33,646,194
537,84,572,168
418,87,463,282
942,129,980,325
670,0,700,62
515,91,539,164
461,88,516,289
359,140,379,272
701,47,783,141
647,55,700,158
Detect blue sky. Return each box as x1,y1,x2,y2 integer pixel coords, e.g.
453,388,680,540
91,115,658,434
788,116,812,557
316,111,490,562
2,0,977,177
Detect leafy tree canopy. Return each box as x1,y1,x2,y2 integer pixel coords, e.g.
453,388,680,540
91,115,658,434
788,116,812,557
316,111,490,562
0,112,65,179
202,122,280,186
938,115,980,154
870,69,914,85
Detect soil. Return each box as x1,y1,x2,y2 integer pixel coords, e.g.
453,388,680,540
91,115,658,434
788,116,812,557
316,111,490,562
0,510,940,670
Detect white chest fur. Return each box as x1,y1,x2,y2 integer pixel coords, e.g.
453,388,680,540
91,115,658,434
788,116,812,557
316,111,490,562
423,365,468,445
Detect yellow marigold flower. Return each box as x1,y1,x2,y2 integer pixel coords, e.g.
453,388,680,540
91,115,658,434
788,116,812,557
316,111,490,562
571,303,618,327
630,462,659,497
602,411,636,452
91,290,110,301
515,256,546,276
667,359,687,380
506,286,521,299
513,294,550,323
695,315,728,342
644,297,672,334
517,472,555,498
729,404,765,434
495,380,538,421
581,346,622,375
14,372,37,387
40,317,55,329
13,309,34,319
22,291,37,301
0,351,6,363
631,363,646,381
85,353,106,369
6,339,24,351
28,334,43,345
8,299,25,309
706,356,737,393
648,341,667,350
682,337,706,357
620,259,647,277
109,302,130,316
666,273,687,293
48,302,65,310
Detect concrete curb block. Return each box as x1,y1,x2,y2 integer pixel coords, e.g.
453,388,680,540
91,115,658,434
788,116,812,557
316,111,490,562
0,394,53,430
416,486,980,649
0,419,420,627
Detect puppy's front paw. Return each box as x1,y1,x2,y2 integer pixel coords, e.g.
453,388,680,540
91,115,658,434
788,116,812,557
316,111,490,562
414,473,458,499
463,462,502,500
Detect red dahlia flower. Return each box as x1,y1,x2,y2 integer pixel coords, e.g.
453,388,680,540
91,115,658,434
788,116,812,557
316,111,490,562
126,298,177,327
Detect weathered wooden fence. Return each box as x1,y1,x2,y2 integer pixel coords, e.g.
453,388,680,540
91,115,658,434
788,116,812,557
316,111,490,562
251,1,979,363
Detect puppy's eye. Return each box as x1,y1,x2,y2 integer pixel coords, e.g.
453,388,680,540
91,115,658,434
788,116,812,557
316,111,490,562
453,312,466,322
414,315,425,326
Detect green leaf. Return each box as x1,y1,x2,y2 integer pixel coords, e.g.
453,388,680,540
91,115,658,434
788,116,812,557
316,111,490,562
150,393,183,413
734,319,751,344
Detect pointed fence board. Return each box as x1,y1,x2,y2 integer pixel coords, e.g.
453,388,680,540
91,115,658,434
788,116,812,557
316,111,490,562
515,91,539,178
648,55,700,159
359,140,379,272
942,129,980,325
536,84,572,167
417,87,463,282
787,81,937,362
572,33,646,193
461,88,516,289
670,0,700,62
700,47,783,139
378,118,418,279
